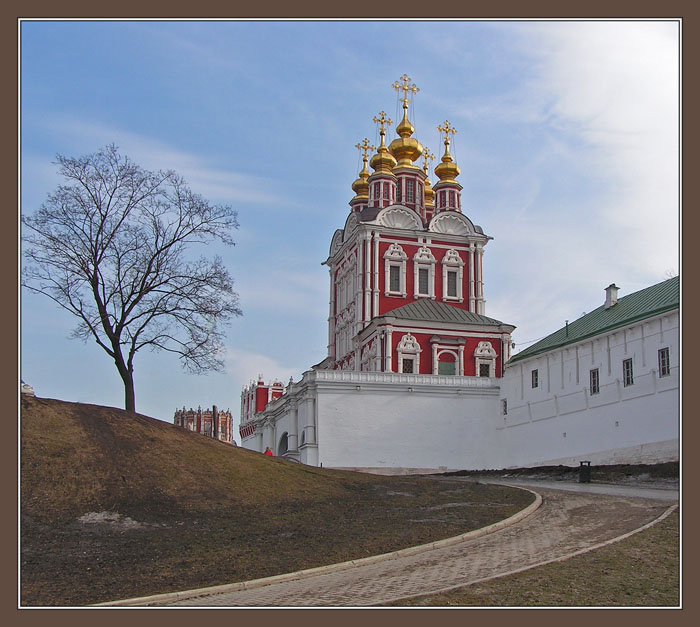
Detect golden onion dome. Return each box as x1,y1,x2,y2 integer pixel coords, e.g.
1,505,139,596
424,178,435,206
434,120,460,182
389,99,423,167
352,139,373,199
370,111,397,174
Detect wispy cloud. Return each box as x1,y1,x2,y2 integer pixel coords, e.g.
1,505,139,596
521,22,679,265
23,114,291,206
224,347,302,390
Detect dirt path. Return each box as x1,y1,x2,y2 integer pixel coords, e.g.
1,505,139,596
139,487,672,607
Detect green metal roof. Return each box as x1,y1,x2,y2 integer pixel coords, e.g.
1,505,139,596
379,298,509,327
508,276,679,364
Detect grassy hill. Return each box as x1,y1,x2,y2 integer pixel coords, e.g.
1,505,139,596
20,396,533,606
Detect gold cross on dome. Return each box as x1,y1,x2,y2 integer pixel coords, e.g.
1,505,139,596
437,120,457,146
392,74,419,107
421,148,435,173
356,138,375,161
373,111,392,135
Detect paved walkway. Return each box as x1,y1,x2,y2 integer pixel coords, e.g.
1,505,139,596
143,483,675,607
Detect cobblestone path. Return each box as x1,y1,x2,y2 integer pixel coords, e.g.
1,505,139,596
155,488,672,607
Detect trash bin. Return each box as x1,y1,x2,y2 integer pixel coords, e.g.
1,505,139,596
579,460,591,483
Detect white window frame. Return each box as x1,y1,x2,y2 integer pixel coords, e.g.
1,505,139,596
474,341,498,378
658,347,670,377
623,358,634,386
389,265,401,293
383,243,408,297
406,179,415,203
397,332,421,374
413,246,436,299
590,368,600,394
532,369,539,388
441,248,464,302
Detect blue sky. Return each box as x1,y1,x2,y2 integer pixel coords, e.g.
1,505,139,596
20,19,680,435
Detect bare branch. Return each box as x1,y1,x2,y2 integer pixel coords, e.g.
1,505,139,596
22,145,241,411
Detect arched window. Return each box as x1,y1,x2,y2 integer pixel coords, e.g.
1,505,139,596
278,432,289,455
437,351,457,375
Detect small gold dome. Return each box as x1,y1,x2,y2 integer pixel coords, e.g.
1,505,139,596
370,112,397,174
424,179,435,207
434,120,460,182
351,167,370,199
352,138,373,199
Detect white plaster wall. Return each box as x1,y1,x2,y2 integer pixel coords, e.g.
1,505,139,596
497,311,679,468
243,370,501,471
315,383,500,470
240,309,678,471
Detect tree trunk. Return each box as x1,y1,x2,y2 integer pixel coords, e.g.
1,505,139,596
116,361,136,412
124,375,136,413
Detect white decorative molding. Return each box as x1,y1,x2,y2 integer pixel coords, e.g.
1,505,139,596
428,212,475,235
330,229,344,256
384,242,408,260
474,341,498,358
397,332,421,353
361,337,381,372
377,205,423,230
413,246,436,264
343,212,359,239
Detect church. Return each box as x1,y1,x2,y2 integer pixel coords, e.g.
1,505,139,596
239,75,679,473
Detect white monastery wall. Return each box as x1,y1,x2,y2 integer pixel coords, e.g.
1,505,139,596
242,370,501,473
495,311,679,468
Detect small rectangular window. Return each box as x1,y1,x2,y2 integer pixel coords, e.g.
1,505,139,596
502,399,508,415
623,358,634,386
396,183,402,202
590,368,600,395
449,190,456,207
447,270,458,297
418,268,429,295
383,182,389,199
389,265,400,292
406,179,414,203
531,369,539,388
658,347,670,377
479,363,491,377
402,359,414,374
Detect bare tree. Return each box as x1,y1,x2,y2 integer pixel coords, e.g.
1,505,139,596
22,145,242,412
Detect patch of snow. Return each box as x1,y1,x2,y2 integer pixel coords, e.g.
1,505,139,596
77,511,146,530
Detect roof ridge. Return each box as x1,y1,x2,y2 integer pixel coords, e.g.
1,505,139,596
509,276,679,363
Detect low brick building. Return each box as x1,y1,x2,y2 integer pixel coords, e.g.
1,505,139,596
174,405,235,445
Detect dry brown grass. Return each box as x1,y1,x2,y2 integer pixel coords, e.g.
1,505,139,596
20,396,534,606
